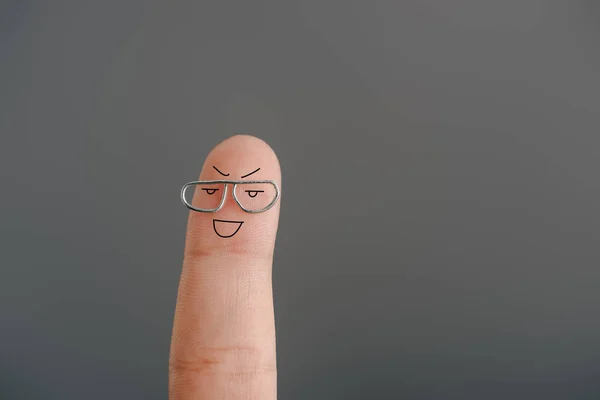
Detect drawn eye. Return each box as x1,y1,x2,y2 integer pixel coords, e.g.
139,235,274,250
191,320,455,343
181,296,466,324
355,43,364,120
202,188,218,195
245,190,264,198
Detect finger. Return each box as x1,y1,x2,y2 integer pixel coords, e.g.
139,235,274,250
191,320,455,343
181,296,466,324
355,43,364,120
170,135,281,400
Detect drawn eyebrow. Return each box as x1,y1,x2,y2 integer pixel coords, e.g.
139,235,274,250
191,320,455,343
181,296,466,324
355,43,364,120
241,168,260,178
212,166,229,176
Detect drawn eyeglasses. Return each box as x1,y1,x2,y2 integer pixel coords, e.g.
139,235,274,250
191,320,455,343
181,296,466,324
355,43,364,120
181,180,280,213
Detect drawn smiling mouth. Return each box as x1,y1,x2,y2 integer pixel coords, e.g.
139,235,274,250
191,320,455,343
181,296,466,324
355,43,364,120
212,219,244,238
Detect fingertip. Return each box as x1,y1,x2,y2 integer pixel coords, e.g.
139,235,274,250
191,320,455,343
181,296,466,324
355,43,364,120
184,134,282,257
201,135,281,183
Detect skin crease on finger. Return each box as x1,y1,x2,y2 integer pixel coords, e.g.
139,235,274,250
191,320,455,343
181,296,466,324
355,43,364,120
169,135,281,400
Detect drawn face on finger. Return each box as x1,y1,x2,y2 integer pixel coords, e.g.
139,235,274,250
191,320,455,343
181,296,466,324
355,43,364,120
181,165,281,238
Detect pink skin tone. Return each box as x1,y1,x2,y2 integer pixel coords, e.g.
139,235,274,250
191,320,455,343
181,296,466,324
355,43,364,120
170,135,281,400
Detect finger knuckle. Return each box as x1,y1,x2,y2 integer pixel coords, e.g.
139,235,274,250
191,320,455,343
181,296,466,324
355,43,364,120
169,346,276,377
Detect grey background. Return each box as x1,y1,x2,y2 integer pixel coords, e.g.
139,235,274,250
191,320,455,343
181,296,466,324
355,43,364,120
2,1,600,399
